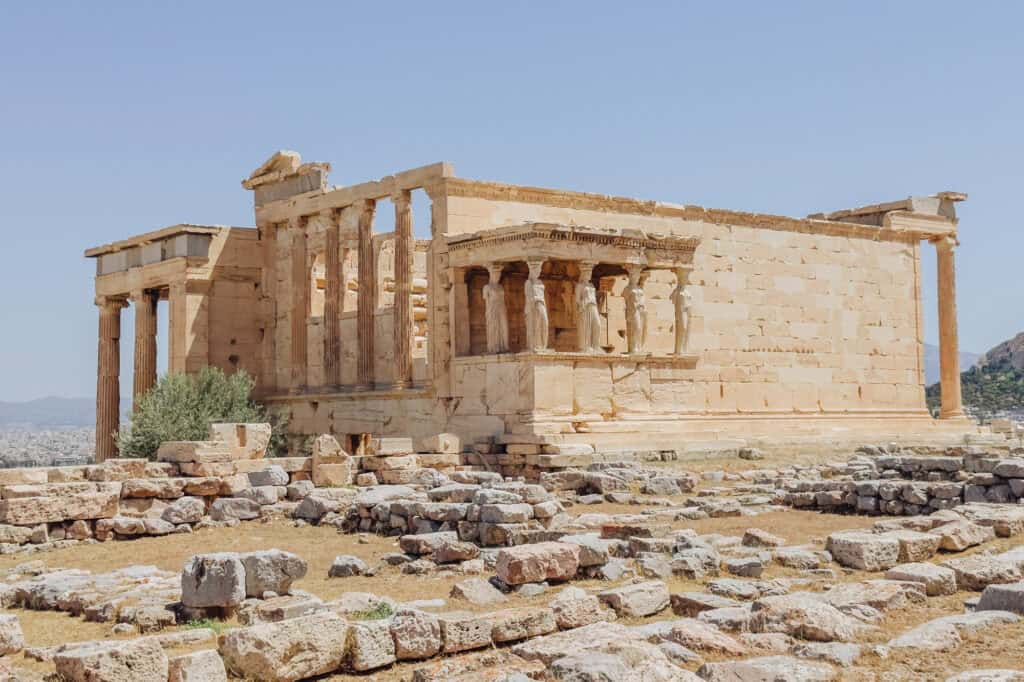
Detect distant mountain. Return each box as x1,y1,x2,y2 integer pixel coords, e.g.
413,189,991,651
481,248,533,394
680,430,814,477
977,332,1024,371
0,397,128,429
923,343,981,385
926,332,1024,420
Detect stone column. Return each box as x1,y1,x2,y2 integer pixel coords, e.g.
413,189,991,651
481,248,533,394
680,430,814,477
323,209,342,389
935,236,964,418
392,190,413,388
356,199,377,390
289,216,309,392
525,258,549,352
450,267,470,356
95,296,126,462
131,289,158,403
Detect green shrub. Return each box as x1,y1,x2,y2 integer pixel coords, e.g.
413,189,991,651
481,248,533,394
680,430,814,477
349,602,395,620
117,367,282,460
184,617,233,634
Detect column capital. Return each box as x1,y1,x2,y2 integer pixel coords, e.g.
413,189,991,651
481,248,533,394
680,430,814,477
578,260,597,281
486,262,504,281
288,215,308,230
933,234,960,250
391,188,412,208
526,257,545,279
94,295,127,311
319,207,340,222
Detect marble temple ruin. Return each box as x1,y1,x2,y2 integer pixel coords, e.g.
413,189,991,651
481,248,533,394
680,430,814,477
86,151,972,461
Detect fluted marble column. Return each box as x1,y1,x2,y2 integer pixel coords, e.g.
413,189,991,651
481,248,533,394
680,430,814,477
289,216,308,392
936,236,964,418
131,289,158,403
392,190,413,388
95,296,126,462
356,199,377,390
323,209,342,389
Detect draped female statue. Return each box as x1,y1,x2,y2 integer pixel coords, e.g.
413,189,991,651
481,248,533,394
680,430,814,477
623,267,647,354
670,268,692,355
576,263,602,352
483,264,509,353
525,260,548,351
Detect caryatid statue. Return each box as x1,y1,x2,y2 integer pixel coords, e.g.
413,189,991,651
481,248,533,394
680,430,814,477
524,259,549,352
575,261,602,352
483,263,509,353
670,267,692,355
623,265,648,354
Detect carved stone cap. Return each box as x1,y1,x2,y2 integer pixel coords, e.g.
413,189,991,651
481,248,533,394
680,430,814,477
242,150,331,191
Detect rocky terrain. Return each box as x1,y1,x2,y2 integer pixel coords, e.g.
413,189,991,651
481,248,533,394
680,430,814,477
0,434,1019,679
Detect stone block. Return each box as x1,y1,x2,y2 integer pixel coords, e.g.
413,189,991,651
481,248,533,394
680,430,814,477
209,497,260,522
240,549,307,597
162,496,206,525
495,542,581,585
349,620,396,671
825,531,899,571
551,586,609,629
181,553,246,608
0,615,23,655
54,638,169,682
490,607,557,643
0,484,120,525
598,580,670,618
977,583,1024,614
390,608,442,660
157,441,233,464
419,433,461,454
934,520,995,551
885,562,958,596
880,530,942,563
209,423,272,459
439,611,493,653
369,437,414,455
219,612,348,681
247,466,289,487
168,650,227,682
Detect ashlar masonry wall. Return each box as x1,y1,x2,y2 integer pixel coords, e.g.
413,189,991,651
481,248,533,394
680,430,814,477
440,190,926,431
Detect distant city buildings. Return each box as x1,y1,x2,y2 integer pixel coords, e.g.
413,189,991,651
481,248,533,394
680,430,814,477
0,427,94,468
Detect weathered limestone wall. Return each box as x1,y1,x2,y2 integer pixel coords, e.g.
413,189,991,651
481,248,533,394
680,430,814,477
443,193,925,423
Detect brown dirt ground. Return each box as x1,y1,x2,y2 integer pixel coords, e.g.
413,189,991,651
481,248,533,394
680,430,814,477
0,465,1021,680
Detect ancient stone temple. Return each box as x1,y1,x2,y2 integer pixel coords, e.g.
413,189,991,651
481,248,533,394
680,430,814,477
86,151,972,460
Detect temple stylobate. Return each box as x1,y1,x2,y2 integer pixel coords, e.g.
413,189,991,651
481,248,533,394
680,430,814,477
86,151,972,461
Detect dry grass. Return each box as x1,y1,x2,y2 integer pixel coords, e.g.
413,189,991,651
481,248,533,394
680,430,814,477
1,464,1022,680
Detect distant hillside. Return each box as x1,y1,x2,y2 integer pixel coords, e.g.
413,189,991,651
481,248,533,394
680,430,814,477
926,332,1024,420
923,343,981,385
0,397,128,429
977,332,1024,371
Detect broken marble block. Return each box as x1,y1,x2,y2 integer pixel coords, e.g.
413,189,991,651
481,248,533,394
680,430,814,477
495,542,581,585
598,580,670,618
826,531,899,571
181,553,246,608
168,649,228,682
219,612,349,681
240,549,307,597
54,638,169,682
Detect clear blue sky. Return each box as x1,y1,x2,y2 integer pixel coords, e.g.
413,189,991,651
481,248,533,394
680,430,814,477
1,2,1021,401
